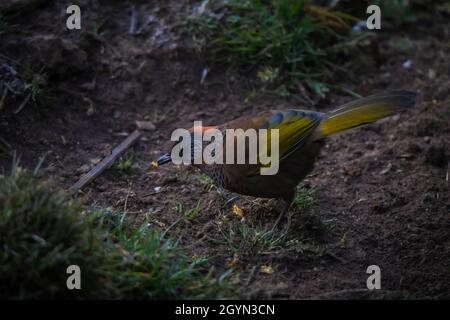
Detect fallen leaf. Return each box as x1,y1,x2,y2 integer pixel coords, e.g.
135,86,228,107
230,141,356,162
226,253,240,268
136,120,156,131
150,161,159,169
89,158,102,165
380,162,392,175
260,265,274,275
232,204,244,219
77,164,90,174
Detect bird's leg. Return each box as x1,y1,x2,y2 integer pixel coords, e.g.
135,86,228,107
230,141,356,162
270,195,293,233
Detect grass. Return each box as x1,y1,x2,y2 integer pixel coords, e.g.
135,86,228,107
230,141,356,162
218,219,300,255
197,172,215,188
185,200,204,220
374,0,417,27
291,183,316,212
0,164,110,299
0,164,237,299
28,73,48,104
21,65,49,109
98,210,235,299
170,195,184,214
188,0,361,97
169,195,204,221
0,15,9,34
88,22,107,39
291,184,336,234
151,108,169,125
212,183,324,257
114,154,137,172
0,13,19,35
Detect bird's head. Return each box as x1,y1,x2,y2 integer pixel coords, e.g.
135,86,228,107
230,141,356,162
154,125,219,168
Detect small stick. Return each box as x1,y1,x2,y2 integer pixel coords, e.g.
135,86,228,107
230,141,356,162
14,92,31,114
0,135,11,151
128,6,138,35
4,82,20,95
446,162,449,183
0,87,8,110
162,218,183,238
245,265,257,286
329,0,341,8
123,182,133,212
68,130,142,194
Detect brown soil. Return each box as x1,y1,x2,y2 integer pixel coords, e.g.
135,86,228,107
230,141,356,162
0,0,449,299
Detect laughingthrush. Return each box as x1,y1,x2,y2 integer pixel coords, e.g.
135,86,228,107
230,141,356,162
156,91,416,224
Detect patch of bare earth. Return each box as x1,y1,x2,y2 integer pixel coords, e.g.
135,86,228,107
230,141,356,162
0,0,448,299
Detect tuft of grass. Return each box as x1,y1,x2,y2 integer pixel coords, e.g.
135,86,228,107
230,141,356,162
185,200,204,220
291,183,316,212
114,154,136,171
339,232,348,248
22,66,49,108
29,74,48,104
0,15,9,34
188,0,360,97
374,0,417,27
100,211,236,299
196,173,216,191
0,14,19,35
0,165,237,299
218,219,299,255
214,184,323,257
170,195,184,214
169,195,204,221
151,108,168,125
290,184,335,233
88,22,107,39
0,165,111,299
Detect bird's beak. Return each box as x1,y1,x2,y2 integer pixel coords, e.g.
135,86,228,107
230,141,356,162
156,153,172,165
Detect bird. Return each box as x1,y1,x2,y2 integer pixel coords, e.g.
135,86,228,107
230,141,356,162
155,90,416,228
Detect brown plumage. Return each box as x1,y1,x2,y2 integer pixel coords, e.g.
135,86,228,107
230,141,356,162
156,91,416,226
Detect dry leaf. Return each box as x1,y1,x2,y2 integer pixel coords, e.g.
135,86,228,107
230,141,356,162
226,253,240,268
260,265,274,275
150,161,159,169
136,120,156,131
232,204,244,219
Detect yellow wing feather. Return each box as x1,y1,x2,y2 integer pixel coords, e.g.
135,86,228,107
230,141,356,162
316,91,416,139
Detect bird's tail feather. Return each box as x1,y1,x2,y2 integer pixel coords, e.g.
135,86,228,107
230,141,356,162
314,90,416,139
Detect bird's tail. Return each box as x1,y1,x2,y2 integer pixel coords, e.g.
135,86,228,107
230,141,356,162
314,90,416,139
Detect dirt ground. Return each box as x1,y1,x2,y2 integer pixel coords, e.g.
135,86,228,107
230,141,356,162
0,0,449,299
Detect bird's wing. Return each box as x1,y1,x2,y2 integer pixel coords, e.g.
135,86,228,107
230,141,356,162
263,109,323,162
225,109,323,176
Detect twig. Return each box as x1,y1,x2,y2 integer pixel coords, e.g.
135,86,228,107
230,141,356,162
162,218,183,238
0,53,21,66
446,162,449,183
329,0,341,9
123,182,133,212
68,130,142,194
4,82,19,95
128,6,138,35
0,87,8,110
0,135,11,151
14,92,31,114
245,265,257,286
